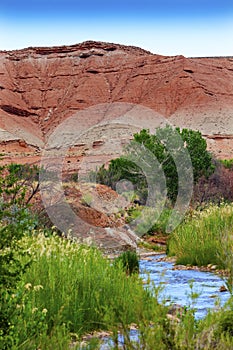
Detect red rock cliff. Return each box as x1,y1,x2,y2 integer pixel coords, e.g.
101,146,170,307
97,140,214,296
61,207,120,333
0,40,233,161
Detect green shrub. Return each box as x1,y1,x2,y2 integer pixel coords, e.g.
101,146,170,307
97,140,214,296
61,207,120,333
114,250,139,275
220,158,233,169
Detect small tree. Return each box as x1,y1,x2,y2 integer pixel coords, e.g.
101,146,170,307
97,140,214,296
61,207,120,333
179,128,214,182
95,126,214,204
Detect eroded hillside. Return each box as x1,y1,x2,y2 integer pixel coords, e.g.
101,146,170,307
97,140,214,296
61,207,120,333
0,40,233,168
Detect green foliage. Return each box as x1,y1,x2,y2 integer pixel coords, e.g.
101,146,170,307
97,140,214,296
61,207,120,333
1,162,233,348
94,157,140,190
179,128,214,182
167,203,233,268
220,158,233,169
114,250,139,275
11,233,172,348
0,164,40,346
94,126,214,205
0,282,48,350
0,163,39,286
126,205,173,235
0,163,39,215
0,163,37,292
125,206,157,235
1,229,233,349
149,208,173,234
217,226,233,295
218,309,233,336
80,192,93,207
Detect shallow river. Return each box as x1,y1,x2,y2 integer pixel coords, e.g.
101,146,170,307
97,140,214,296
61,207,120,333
140,254,230,319
99,254,231,349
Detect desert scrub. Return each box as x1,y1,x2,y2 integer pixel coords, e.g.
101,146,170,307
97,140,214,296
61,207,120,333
167,203,233,267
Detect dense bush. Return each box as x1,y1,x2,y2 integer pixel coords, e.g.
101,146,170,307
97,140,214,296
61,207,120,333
218,308,233,336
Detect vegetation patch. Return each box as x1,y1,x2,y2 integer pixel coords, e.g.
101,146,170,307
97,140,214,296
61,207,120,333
167,203,233,272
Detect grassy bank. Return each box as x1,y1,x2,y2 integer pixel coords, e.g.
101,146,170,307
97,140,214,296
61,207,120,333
167,203,233,270
1,229,233,349
2,232,168,349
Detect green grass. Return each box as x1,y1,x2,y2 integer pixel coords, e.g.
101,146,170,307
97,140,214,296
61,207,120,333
167,203,233,268
1,205,233,349
1,229,233,349
20,234,154,334
6,232,169,349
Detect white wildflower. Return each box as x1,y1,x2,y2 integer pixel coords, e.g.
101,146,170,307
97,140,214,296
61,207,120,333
33,285,43,291
24,283,32,290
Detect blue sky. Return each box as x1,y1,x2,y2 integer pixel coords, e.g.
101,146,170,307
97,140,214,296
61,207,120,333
1,0,232,56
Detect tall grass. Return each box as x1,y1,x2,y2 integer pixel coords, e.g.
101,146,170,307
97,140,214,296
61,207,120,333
11,232,171,348
20,233,155,334
2,230,233,349
167,203,233,267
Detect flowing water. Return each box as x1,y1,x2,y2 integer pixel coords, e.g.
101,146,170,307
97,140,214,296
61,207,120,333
98,254,231,349
140,254,230,319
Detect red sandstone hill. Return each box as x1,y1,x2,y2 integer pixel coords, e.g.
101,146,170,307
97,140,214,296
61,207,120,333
0,40,233,168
